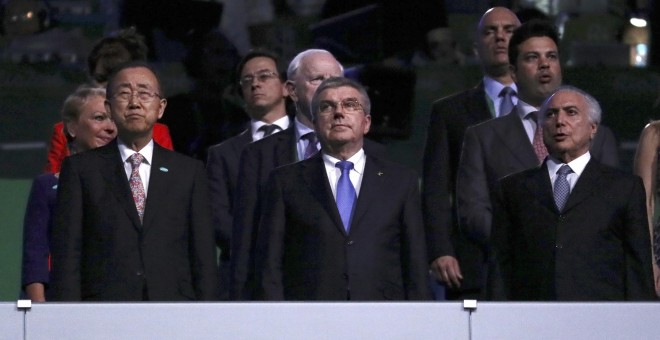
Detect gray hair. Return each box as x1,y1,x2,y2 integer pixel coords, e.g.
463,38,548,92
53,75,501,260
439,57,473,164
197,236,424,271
540,85,601,125
310,77,371,120
286,49,344,80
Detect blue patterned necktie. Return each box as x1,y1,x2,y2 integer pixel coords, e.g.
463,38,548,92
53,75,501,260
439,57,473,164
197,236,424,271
553,165,573,212
335,161,356,232
499,86,515,117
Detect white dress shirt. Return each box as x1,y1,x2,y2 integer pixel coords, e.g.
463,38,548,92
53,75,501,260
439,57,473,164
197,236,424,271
118,139,154,197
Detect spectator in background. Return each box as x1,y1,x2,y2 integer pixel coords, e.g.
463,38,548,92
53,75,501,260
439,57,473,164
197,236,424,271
206,49,290,299
44,27,173,173
22,86,116,301
161,29,244,161
633,120,660,297
411,27,465,67
423,7,520,300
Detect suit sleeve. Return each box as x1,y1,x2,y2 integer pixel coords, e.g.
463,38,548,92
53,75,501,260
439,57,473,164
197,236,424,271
456,125,492,246
592,125,620,169
624,176,656,300
189,160,221,300
255,170,286,300
401,171,433,300
50,157,83,301
487,179,512,300
206,147,231,255
230,146,261,299
21,177,52,288
422,103,455,261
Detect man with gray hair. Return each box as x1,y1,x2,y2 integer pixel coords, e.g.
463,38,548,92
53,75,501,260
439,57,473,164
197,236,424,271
230,49,386,300
488,86,654,301
256,77,430,300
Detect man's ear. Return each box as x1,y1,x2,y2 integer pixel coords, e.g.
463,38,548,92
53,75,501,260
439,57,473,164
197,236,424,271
286,80,297,102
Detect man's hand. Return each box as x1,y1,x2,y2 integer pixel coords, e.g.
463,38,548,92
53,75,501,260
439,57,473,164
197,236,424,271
431,256,463,289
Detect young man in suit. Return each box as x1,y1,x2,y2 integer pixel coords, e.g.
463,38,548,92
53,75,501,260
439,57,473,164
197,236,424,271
456,20,620,285
50,62,220,301
206,49,289,299
489,86,655,301
257,77,431,300
422,7,521,300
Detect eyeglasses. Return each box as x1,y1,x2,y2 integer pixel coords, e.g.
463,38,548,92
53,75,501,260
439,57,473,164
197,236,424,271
239,71,279,87
317,99,363,116
112,90,161,103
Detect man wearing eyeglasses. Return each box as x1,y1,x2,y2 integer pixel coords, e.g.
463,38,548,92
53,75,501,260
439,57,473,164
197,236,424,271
230,49,387,300
256,77,431,300
206,49,289,300
50,61,220,301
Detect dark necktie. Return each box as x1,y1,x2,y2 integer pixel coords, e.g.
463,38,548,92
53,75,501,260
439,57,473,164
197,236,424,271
531,111,548,163
553,164,572,212
128,153,146,222
499,86,515,117
303,132,318,159
259,124,278,138
335,161,356,232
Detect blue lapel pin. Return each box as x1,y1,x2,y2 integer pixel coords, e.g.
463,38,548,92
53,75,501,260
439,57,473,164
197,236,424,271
159,167,169,172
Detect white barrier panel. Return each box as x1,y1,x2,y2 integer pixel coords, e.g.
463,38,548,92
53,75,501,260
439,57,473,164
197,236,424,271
472,302,660,340
26,302,468,340
0,302,23,339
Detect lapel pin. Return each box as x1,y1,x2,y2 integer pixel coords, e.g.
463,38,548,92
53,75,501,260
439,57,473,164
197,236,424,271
52,184,58,190
378,171,384,176
159,167,169,172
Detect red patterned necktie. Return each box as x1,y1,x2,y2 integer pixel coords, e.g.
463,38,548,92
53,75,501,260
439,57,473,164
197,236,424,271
531,111,548,163
129,153,146,222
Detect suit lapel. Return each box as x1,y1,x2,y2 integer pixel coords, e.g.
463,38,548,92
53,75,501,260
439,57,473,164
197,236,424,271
302,155,347,235
274,128,297,165
469,82,495,120
103,141,143,230
524,163,557,213
562,159,600,213
142,144,170,233
493,113,538,168
349,156,381,233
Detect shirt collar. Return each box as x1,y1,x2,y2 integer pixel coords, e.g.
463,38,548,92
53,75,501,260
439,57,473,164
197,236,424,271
118,138,154,165
322,148,366,175
516,99,539,120
294,116,315,141
483,76,517,101
250,115,291,136
546,151,591,177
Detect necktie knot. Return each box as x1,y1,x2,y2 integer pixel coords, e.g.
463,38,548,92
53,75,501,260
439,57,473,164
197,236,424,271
259,124,279,137
499,86,515,97
336,160,354,172
557,164,573,176
129,153,144,169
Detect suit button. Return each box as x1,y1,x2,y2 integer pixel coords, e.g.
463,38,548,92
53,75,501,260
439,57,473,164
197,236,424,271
555,244,563,249
136,270,144,276
347,240,354,246
343,274,348,279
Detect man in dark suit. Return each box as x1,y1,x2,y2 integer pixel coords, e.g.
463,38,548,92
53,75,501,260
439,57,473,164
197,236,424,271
489,86,655,301
232,49,343,299
457,20,620,276
257,77,430,300
206,49,290,299
423,7,521,300
50,62,219,301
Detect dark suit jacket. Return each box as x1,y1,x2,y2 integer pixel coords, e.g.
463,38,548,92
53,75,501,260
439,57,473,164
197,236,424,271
257,152,431,300
50,140,219,301
457,110,620,246
231,127,388,299
206,129,253,257
422,82,494,293
489,159,655,301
